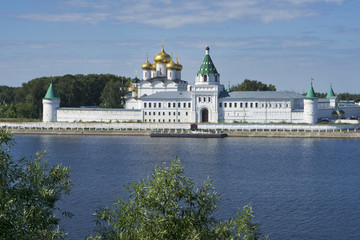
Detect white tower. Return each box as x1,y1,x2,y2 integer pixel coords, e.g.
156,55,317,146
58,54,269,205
304,82,318,124
42,82,60,122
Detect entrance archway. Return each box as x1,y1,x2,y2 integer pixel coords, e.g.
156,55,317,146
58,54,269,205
201,108,209,122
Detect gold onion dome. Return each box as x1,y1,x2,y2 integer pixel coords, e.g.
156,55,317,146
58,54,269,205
175,59,183,71
166,59,177,70
142,58,152,70
151,63,156,71
154,46,171,64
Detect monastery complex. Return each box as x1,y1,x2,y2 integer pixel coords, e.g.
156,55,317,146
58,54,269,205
42,44,360,124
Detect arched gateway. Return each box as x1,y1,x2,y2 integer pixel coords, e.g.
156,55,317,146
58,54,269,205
201,108,209,122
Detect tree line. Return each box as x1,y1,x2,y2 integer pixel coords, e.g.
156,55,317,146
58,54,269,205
0,74,131,119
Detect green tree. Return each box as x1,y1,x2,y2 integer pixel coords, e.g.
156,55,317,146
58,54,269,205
0,129,73,239
88,159,267,240
100,79,125,108
231,80,276,92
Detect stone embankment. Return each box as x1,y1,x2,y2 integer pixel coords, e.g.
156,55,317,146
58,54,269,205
1,122,360,138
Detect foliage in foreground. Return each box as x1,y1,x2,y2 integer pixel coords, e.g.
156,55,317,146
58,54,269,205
0,129,72,239
88,159,267,240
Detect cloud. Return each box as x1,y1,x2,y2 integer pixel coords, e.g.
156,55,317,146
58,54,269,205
14,0,344,28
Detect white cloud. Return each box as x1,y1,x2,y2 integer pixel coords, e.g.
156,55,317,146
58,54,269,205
14,0,344,28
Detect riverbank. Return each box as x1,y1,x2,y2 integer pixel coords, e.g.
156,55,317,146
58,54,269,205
7,127,360,138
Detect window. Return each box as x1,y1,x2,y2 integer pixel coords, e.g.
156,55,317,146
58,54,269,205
203,97,206,102
149,103,152,108
154,103,157,108
183,102,186,108
158,119,161,122
144,119,147,122
159,103,161,108
178,112,180,115
186,112,188,116
153,112,155,115
204,75,208,82
224,103,227,108
149,112,151,115
173,103,176,108
245,103,248,108
255,103,258,108
153,119,155,122
178,102,180,108
215,75,217,82
250,103,253,108
188,103,191,108
208,97,211,102
234,103,237,108
229,103,232,108
219,103,222,107
158,112,161,115
168,103,171,108
240,103,243,108
169,112,171,116
173,112,176,116
144,112,147,115
199,97,201,102
144,103,147,108
163,112,165,115
170,72,172,78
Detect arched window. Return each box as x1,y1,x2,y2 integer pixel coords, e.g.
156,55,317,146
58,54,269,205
204,75,208,82
215,75,217,82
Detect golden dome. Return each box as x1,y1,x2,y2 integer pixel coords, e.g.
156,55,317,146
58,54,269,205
154,44,171,64
142,58,152,70
175,58,183,71
166,59,177,70
151,63,156,71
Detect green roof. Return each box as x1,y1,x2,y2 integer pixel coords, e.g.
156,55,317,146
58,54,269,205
44,82,59,99
305,82,317,99
197,54,219,76
326,85,335,98
132,77,140,83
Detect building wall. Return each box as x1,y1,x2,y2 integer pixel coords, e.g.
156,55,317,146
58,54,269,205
142,100,193,123
57,108,142,122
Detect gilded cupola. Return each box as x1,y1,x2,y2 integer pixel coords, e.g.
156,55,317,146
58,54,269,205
175,57,183,71
166,58,177,70
154,42,171,64
141,57,152,70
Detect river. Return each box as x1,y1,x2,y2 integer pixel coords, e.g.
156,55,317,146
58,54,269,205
11,135,360,239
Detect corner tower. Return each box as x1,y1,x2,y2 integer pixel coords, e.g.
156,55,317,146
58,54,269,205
195,44,220,85
303,81,318,124
42,82,60,122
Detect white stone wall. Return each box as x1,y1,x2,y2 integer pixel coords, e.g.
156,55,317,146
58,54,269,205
57,108,142,122
219,99,301,123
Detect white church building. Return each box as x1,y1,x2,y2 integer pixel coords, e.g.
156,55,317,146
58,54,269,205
43,44,360,124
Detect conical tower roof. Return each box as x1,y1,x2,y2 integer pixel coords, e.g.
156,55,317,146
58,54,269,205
305,82,317,99
326,85,335,98
44,82,59,99
197,46,219,76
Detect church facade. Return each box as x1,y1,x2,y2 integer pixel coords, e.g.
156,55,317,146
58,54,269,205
43,44,360,124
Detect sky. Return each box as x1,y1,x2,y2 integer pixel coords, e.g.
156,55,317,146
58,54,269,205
0,0,359,93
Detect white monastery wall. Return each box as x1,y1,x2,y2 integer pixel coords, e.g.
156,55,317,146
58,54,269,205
57,108,142,122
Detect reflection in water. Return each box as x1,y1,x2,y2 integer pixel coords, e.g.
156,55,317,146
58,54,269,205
12,135,360,240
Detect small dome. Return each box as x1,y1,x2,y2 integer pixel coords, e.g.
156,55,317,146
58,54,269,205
175,59,183,71
132,77,140,83
141,59,152,70
151,63,156,71
166,59,177,70
154,46,171,64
